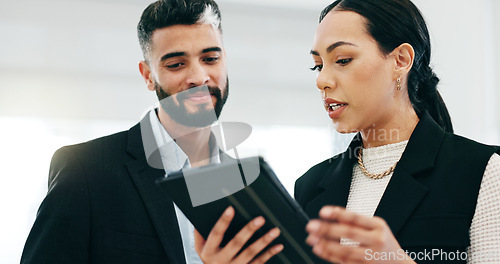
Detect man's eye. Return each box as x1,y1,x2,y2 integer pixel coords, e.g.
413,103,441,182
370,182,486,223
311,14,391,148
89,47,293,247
204,57,219,64
166,63,184,69
336,58,352,65
309,65,323,72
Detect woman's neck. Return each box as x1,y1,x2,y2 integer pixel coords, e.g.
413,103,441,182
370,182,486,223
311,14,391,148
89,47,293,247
360,109,419,148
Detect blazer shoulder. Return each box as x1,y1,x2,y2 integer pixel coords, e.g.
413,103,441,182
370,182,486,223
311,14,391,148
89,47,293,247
49,129,132,185
296,155,343,186
21,130,134,264
430,132,500,184
53,129,131,162
65,130,130,152
442,132,500,158
295,156,341,204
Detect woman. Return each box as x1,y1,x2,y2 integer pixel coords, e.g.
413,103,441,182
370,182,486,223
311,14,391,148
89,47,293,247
296,0,500,263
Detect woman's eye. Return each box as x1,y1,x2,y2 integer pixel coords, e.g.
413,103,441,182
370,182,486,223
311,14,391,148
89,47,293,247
310,65,323,72
336,58,352,65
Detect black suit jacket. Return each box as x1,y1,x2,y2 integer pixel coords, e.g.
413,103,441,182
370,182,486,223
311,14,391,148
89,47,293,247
21,118,188,264
295,113,499,263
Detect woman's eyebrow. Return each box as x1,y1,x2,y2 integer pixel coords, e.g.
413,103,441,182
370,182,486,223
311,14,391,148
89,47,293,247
310,41,357,56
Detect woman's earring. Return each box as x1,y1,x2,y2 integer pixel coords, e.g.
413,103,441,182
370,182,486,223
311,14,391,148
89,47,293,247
396,76,402,90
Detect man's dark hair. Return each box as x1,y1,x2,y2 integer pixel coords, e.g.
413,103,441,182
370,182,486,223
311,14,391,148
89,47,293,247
137,0,222,61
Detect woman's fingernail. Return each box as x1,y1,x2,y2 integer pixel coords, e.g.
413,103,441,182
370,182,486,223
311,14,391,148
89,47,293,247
306,221,320,232
253,216,265,227
225,206,234,216
313,245,323,255
273,244,284,253
320,207,335,217
306,235,319,246
268,228,280,238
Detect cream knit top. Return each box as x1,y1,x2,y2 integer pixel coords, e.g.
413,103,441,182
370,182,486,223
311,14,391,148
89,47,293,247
341,140,500,263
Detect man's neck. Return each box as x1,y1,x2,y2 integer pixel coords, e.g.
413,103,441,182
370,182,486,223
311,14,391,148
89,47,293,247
157,109,212,167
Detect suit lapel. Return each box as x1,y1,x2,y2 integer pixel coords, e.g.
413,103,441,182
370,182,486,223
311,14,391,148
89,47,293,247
305,134,362,217
374,112,445,236
305,113,446,236
125,120,186,264
373,169,428,236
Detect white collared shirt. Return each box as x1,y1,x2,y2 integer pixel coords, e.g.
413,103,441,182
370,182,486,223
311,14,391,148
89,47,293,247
149,109,220,264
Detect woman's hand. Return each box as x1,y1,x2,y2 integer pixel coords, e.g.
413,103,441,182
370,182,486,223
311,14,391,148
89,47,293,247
194,206,284,264
306,206,416,264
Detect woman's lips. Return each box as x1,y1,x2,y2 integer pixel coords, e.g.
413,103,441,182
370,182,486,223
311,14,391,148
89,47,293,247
324,98,348,119
328,104,347,119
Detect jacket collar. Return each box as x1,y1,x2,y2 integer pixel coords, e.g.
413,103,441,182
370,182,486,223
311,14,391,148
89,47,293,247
125,116,187,264
305,134,362,216
375,112,445,236
311,112,446,236
396,111,445,175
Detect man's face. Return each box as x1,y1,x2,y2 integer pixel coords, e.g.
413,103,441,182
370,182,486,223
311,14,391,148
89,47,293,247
141,24,228,127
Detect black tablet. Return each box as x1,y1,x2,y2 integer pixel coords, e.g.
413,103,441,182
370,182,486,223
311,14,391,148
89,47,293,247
155,156,328,264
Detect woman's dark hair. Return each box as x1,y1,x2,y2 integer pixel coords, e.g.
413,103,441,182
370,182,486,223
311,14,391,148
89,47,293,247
320,0,453,133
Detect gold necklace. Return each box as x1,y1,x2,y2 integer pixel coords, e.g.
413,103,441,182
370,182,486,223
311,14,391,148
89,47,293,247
357,148,397,179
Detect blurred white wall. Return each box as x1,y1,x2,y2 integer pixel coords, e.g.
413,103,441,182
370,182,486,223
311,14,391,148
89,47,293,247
416,0,499,144
0,0,499,262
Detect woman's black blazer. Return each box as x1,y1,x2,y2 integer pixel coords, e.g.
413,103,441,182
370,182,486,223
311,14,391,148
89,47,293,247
295,112,499,263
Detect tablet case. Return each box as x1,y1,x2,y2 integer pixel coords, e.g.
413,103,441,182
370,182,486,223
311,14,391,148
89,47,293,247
156,156,328,264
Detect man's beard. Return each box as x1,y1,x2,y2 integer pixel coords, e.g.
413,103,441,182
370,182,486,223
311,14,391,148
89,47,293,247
155,78,229,128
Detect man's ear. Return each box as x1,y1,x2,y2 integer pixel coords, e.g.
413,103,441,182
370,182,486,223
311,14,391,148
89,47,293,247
392,43,415,77
139,61,155,91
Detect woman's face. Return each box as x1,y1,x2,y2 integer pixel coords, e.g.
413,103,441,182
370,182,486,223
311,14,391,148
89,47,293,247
311,10,401,134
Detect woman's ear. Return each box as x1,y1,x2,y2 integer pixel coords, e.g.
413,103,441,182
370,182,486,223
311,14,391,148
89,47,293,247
393,43,415,76
139,61,156,91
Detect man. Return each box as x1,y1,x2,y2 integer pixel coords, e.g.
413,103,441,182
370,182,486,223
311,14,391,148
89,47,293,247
20,1,280,263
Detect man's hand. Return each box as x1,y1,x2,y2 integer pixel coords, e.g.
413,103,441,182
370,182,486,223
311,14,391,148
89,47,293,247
194,206,284,264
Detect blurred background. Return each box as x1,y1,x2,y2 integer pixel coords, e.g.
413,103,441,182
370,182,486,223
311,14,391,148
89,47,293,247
1,0,499,262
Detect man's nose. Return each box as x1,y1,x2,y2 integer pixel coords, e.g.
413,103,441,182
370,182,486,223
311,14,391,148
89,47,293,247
186,63,210,87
